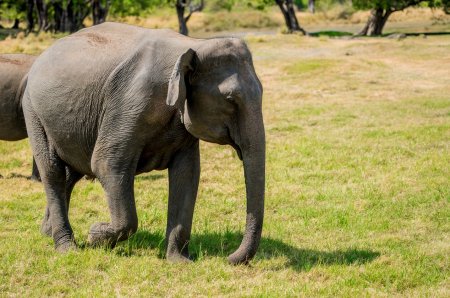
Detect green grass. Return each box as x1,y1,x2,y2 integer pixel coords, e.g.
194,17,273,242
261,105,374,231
0,25,449,296
285,59,337,74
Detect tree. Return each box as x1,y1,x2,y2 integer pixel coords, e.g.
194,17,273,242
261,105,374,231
46,0,91,33
3,0,111,33
445,0,450,13
242,0,308,34
92,0,111,25
0,0,26,28
11,18,20,29
175,0,204,36
34,0,48,32
275,0,307,34
354,0,450,36
26,0,34,32
308,0,315,13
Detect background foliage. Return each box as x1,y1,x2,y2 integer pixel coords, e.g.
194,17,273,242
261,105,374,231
352,0,450,10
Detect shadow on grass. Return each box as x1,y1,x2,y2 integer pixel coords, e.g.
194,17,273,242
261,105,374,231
309,30,354,38
118,230,380,271
0,172,34,180
0,172,165,181
135,173,165,182
403,31,450,37
307,30,450,39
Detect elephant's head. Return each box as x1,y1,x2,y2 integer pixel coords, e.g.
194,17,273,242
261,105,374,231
166,38,265,265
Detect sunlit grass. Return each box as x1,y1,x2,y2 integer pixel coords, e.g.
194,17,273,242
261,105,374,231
0,19,449,296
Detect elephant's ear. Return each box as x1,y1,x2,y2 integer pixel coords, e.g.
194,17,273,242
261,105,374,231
166,48,196,109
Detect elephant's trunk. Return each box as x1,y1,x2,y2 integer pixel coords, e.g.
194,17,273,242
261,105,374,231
228,112,265,265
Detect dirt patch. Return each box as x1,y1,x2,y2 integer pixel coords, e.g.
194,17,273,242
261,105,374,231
83,32,109,45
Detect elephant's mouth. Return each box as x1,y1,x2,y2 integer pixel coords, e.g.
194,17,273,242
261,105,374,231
231,142,243,160
226,126,243,161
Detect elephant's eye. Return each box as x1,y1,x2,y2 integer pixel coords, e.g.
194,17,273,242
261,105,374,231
226,95,234,102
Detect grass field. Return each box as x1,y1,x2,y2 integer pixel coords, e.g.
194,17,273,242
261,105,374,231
0,16,449,296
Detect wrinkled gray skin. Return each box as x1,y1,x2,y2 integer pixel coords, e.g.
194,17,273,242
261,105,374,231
0,54,40,181
24,22,265,265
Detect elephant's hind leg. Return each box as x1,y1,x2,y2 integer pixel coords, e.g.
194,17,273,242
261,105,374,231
40,167,83,237
23,106,76,252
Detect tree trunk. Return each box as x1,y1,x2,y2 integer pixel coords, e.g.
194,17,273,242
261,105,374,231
11,19,20,29
64,0,75,32
34,0,47,32
309,0,315,14
52,0,63,32
74,3,90,32
46,0,90,33
26,0,34,33
92,0,100,25
275,0,307,35
175,0,204,36
92,0,110,25
176,3,188,36
358,8,392,36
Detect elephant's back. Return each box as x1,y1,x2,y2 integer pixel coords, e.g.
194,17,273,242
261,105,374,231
0,54,35,70
26,23,179,108
25,22,197,125
0,56,25,105
28,22,182,79
25,24,139,122
0,54,34,101
0,54,34,141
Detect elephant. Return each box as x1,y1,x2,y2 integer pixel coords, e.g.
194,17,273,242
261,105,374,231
23,22,265,265
0,54,40,181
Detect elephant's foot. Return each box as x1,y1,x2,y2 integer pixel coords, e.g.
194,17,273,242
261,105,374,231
40,218,52,237
55,239,77,253
53,230,77,253
166,239,191,263
88,222,130,248
166,251,192,263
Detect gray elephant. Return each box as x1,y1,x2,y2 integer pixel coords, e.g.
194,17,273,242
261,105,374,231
23,22,265,265
0,54,40,181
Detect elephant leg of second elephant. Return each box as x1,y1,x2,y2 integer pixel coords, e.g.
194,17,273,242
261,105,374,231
166,142,200,262
41,167,83,237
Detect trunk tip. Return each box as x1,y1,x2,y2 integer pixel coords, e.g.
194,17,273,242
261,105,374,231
227,247,256,265
227,253,250,265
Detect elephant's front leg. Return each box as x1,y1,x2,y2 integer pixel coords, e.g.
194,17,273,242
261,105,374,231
87,157,139,248
166,141,200,262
